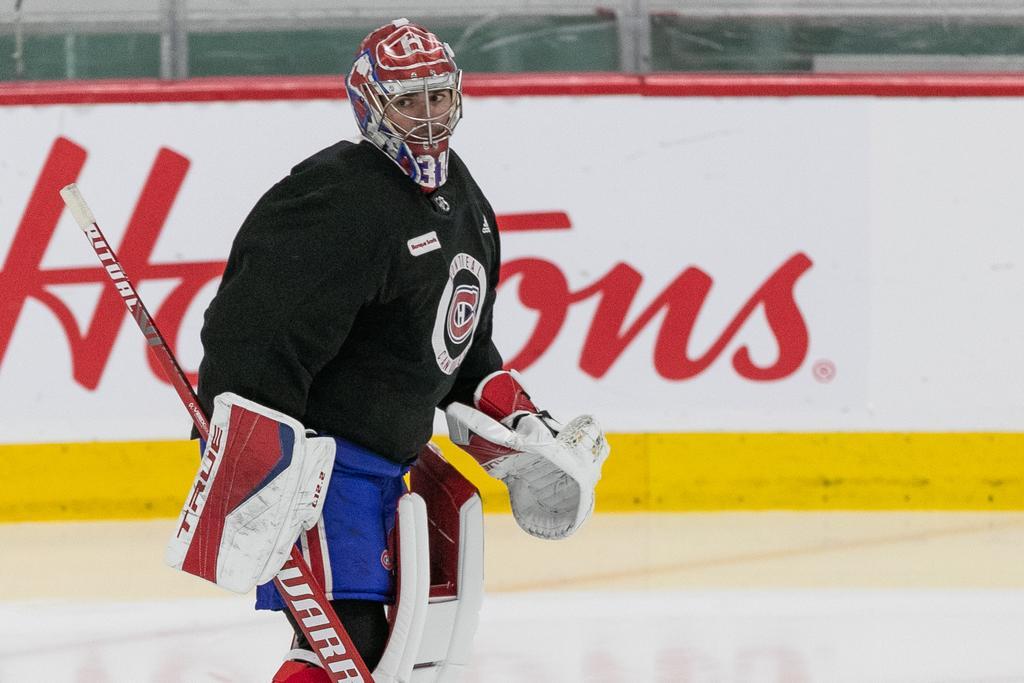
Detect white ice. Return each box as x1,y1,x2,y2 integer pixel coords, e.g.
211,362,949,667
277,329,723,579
3,590,1024,682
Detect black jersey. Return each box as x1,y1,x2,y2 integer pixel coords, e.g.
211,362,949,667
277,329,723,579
196,140,503,464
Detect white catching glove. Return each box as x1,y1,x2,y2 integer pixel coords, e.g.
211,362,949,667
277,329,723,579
445,370,610,540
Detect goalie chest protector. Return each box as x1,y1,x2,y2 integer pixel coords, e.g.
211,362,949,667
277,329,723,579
197,140,503,464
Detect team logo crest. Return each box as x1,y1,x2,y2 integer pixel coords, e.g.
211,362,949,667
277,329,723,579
376,25,449,75
432,253,487,375
447,284,479,343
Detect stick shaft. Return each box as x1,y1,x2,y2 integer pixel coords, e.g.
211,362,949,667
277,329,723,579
59,183,210,440
60,183,373,682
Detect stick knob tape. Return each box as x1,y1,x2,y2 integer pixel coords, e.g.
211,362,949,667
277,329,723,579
59,183,97,230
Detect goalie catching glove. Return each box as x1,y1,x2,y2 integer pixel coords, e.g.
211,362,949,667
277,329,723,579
446,370,610,540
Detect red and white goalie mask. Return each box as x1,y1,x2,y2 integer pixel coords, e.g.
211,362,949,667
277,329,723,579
346,18,463,190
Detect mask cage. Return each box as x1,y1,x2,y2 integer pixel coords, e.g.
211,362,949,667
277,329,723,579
362,71,463,147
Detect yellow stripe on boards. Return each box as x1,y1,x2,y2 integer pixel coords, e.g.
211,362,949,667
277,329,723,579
0,433,1022,522
612,432,1024,511
0,440,200,522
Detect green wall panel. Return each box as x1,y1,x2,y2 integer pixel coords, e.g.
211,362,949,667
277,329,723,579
189,16,619,77
0,34,160,81
650,16,1024,72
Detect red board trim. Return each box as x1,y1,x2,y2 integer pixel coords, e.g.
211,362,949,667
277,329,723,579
641,73,1024,97
4,72,1024,105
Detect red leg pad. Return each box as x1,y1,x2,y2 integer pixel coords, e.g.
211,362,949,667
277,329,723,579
409,444,480,599
271,661,330,683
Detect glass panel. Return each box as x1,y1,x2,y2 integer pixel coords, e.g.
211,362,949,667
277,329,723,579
189,15,620,77
447,15,620,72
189,29,358,77
650,14,1024,72
5,3,1024,81
0,33,161,81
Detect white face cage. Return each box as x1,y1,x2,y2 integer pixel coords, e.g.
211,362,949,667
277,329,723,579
362,71,463,147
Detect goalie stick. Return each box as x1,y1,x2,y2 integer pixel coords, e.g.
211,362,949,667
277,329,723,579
59,183,374,683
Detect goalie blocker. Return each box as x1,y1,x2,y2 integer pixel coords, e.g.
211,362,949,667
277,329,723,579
166,393,484,682
166,393,335,592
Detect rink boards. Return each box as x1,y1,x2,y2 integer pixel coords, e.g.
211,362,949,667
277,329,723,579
1,75,1022,520
1,433,1023,521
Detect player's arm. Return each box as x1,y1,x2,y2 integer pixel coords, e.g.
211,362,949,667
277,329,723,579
440,204,610,540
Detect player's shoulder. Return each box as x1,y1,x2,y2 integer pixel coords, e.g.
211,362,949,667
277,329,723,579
446,148,470,180
291,139,380,173
234,140,398,258
445,149,486,199
444,149,496,227
285,139,394,194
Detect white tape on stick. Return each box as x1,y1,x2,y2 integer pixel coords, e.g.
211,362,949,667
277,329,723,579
59,183,96,230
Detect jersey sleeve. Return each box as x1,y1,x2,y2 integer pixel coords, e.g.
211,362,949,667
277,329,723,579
440,206,504,408
196,167,389,425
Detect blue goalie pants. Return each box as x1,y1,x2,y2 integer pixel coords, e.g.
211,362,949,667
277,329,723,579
255,437,409,610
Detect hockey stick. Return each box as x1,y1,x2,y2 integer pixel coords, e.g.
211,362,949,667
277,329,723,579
59,183,374,683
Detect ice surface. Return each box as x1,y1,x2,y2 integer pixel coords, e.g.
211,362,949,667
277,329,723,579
2,590,1023,682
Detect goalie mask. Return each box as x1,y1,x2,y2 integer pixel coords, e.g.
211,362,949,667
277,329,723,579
347,18,463,190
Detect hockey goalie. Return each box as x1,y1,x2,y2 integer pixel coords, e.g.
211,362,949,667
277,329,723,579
163,17,611,683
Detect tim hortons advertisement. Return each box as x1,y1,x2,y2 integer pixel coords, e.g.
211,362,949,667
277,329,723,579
0,95,1021,443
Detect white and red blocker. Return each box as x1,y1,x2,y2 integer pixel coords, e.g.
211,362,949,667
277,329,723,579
165,392,336,594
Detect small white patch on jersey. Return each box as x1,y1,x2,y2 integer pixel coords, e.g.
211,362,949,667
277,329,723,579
408,231,441,256
481,216,491,233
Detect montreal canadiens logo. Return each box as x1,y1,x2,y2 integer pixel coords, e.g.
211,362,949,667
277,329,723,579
432,253,487,375
448,285,479,343
378,26,447,72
